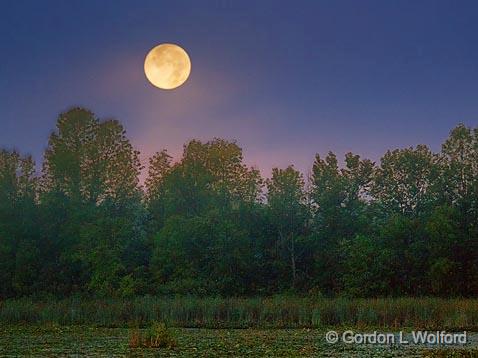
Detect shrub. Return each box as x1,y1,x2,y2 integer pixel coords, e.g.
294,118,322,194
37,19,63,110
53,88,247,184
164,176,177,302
129,321,177,349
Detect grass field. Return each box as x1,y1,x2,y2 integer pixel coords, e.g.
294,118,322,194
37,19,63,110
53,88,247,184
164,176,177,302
1,325,477,357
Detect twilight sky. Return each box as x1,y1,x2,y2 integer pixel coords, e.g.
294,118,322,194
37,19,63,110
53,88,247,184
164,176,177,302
1,0,477,177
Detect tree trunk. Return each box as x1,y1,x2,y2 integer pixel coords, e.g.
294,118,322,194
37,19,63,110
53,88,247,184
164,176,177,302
290,234,297,289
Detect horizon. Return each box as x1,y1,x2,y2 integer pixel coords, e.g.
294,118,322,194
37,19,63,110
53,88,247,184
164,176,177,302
0,107,471,181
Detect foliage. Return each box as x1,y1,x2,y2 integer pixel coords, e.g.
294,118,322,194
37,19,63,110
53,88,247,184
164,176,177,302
0,107,477,297
129,321,177,349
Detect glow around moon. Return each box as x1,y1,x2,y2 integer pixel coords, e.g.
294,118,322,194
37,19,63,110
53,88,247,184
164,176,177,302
144,43,191,90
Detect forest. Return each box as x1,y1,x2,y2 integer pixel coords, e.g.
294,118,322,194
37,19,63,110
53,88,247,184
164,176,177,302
1,107,477,299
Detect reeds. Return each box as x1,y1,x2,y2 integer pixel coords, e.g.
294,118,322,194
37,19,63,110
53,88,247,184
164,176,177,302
1,296,477,329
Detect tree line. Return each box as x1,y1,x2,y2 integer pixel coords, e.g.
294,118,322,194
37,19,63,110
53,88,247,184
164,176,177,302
0,108,477,298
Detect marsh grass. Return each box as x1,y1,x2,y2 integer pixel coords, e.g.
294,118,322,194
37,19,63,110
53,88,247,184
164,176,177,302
1,296,477,329
128,321,177,349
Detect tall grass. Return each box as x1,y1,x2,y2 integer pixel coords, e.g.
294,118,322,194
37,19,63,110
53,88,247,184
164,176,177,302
129,321,177,349
0,296,477,329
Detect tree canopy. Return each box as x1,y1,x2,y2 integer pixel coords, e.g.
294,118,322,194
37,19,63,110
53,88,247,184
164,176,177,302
0,108,477,298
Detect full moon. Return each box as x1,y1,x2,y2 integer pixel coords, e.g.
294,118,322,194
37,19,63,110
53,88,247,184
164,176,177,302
144,43,191,90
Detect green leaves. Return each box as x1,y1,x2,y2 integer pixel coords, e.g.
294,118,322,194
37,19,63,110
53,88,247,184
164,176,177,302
1,109,477,298
372,145,439,217
43,108,141,204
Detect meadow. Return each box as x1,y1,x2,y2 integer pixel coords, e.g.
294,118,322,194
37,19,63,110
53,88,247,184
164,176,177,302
1,297,478,357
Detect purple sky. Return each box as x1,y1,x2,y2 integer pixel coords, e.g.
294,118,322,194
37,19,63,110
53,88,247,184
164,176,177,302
1,1,477,177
